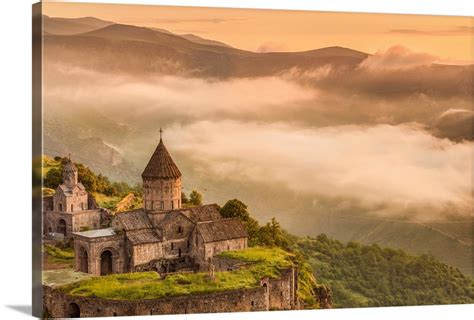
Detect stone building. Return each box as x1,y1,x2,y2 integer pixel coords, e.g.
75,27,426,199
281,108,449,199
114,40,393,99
73,133,248,276
43,158,106,239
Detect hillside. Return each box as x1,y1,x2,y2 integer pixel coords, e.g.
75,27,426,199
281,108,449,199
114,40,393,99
293,234,474,307
219,199,474,308
43,23,368,78
284,210,473,277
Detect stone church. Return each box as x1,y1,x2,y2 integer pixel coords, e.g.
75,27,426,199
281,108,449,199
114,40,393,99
71,134,248,276
43,158,107,239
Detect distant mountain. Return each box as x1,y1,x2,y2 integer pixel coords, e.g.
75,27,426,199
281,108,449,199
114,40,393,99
43,15,114,35
179,33,233,48
43,23,368,78
44,16,233,49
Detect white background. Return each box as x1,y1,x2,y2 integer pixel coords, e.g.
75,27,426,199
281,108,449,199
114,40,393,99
0,0,472,319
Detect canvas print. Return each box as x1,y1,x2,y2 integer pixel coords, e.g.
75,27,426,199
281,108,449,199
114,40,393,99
33,2,473,318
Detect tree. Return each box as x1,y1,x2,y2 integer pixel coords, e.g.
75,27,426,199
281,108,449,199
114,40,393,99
181,192,189,205
258,217,288,248
220,199,250,220
44,167,62,189
221,199,258,244
189,190,203,206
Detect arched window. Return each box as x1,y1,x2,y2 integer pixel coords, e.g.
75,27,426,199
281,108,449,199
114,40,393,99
59,203,63,212
70,204,74,212
177,226,183,233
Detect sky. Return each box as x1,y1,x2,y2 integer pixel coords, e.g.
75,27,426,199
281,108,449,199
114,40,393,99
43,2,473,63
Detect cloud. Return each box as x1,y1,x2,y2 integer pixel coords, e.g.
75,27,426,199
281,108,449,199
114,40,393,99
43,63,473,222
44,62,473,144
359,46,437,71
169,121,472,221
389,26,474,36
44,64,317,122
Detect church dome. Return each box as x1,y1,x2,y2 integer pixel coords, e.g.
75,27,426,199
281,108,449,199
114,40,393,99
142,138,182,180
63,159,78,173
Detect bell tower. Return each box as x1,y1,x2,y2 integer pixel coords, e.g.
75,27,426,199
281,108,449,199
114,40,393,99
62,156,78,188
142,129,182,211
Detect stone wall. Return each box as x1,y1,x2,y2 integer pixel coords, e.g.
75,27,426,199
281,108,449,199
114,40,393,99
143,177,182,211
132,242,162,267
267,268,298,310
43,210,102,239
198,238,248,269
71,210,101,232
43,211,73,238
74,233,126,276
43,267,298,317
53,186,88,213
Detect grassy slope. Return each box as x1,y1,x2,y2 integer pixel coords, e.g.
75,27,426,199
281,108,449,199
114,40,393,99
43,244,75,270
288,213,473,277
58,247,294,300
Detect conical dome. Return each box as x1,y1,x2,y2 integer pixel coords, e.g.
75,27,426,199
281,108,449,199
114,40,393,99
63,159,78,173
62,158,78,187
142,139,182,180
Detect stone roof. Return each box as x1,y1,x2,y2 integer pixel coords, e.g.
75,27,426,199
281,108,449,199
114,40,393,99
58,182,86,195
126,229,161,244
196,218,248,243
115,209,153,230
73,228,116,238
182,204,222,222
142,139,182,180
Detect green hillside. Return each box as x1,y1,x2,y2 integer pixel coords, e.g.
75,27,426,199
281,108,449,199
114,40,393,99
220,199,474,308
293,234,474,308
285,210,473,277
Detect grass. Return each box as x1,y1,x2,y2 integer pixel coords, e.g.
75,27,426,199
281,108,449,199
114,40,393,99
44,244,74,260
92,192,122,211
58,247,294,300
42,155,61,176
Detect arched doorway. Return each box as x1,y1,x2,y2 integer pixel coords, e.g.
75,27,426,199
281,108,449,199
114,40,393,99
56,219,66,236
160,265,167,274
100,250,113,275
67,303,80,318
79,247,88,273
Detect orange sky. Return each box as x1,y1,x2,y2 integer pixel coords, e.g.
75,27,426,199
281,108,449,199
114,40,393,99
43,2,473,63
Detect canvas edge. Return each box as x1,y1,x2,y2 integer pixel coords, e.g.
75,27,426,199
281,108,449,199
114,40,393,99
32,2,43,318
